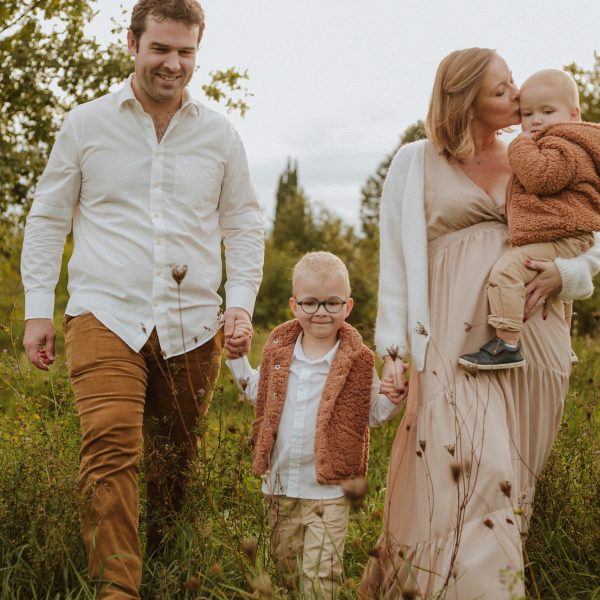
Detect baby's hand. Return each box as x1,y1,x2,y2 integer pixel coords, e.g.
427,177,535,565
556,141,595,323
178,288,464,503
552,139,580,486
379,374,408,404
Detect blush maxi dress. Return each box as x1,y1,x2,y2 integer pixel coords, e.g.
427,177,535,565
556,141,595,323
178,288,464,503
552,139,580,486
361,141,572,599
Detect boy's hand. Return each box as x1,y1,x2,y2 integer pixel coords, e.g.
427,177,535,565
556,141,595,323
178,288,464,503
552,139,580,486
224,309,253,358
380,360,409,404
23,318,56,371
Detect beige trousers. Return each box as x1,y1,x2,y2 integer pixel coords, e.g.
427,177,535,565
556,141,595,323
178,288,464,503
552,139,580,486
488,233,594,332
64,313,222,600
266,495,349,599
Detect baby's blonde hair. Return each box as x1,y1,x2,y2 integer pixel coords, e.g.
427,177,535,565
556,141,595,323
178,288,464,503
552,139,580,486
520,69,580,111
292,251,351,297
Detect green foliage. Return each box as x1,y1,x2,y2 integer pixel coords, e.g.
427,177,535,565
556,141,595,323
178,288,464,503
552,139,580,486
565,52,600,124
359,120,426,239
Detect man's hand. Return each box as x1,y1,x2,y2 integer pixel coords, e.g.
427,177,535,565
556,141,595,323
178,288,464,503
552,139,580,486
223,308,253,358
524,259,563,321
23,318,56,371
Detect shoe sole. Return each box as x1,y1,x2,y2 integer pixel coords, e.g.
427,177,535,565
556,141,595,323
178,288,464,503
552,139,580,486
458,358,527,370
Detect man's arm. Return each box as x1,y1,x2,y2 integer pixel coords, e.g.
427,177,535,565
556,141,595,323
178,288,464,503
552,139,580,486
219,127,265,356
21,111,81,370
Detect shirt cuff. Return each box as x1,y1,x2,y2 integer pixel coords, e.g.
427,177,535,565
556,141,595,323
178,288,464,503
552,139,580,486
24,291,55,320
556,257,593,301
226,356,253,384
226,285,257,316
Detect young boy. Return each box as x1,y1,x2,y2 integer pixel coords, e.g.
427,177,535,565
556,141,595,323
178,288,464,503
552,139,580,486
459,69,600,370
227,251,405,598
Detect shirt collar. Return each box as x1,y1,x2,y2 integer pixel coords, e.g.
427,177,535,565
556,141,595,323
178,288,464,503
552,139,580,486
292,332,340,366
116,74,201,116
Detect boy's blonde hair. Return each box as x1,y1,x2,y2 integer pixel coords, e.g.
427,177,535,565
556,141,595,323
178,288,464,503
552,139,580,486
292,251,351,297
520,69,580,110
425,47,497,161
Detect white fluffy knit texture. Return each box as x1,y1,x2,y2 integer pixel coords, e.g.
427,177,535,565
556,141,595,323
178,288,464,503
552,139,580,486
375,140,600,372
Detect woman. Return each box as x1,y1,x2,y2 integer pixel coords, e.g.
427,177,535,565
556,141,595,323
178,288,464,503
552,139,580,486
360,48,600,599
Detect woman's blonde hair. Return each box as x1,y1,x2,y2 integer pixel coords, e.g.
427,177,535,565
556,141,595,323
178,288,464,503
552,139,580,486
425,47,497,161
292,251,351,297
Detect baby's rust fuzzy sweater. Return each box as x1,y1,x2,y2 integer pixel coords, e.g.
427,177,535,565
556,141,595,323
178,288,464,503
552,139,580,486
507,122,600,246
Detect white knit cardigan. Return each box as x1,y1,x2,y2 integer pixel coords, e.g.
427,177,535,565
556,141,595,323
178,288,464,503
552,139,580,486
375,139,600,371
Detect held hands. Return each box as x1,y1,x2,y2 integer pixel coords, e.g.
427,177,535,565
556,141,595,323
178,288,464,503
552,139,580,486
23,318,56,371
223,308,253,359
523,259,563,321
380,358,409,404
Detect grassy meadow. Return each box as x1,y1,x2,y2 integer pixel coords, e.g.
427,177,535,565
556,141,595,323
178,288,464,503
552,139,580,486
0,317,599,599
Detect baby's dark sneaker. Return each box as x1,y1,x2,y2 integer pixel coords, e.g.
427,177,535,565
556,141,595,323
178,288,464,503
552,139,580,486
459,337,526,370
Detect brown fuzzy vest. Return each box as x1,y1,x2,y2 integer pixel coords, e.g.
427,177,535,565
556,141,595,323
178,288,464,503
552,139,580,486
507,122,600,246
251,319,375,485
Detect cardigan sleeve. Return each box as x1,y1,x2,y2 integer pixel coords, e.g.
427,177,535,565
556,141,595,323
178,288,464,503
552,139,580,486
375,146,411,359
556,231,600,301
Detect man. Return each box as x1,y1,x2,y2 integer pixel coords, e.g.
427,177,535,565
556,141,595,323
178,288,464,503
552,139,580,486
20,1,264,597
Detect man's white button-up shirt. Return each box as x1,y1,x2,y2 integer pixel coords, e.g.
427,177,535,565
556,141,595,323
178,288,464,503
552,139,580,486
22,76,264,357
228,334,401,499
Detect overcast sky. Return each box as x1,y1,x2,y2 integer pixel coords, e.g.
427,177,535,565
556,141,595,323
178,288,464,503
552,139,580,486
87,0,600,229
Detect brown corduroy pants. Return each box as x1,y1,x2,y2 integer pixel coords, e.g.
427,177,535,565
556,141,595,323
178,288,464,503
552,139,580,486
64,313,222,599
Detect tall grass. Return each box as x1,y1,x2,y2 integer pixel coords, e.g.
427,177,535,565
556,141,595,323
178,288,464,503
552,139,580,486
0,326,599,598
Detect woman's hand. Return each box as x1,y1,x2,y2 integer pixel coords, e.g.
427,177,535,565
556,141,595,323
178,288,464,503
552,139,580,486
523,259,563,321
381,358,409,402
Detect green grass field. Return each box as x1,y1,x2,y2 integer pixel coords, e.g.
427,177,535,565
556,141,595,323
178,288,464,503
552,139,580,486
0,328,599,599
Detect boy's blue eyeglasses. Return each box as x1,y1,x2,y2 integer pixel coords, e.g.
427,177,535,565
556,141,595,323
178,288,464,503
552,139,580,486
294,296,347,314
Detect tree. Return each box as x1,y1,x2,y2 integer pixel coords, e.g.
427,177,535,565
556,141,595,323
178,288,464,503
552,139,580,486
565,52,600,123
0,1,251,221
271,159,317,252
359,120,426,238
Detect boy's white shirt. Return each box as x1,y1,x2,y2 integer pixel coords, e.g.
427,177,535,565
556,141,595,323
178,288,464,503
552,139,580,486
376,139,600,370
227,333,401,500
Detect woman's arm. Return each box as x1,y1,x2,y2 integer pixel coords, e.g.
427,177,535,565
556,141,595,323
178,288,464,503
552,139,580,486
524,232,600,318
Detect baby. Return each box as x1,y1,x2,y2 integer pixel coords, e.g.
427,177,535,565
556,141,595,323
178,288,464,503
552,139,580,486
460,69,600,370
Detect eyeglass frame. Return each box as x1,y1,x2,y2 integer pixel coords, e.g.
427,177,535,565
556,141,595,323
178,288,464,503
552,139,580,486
293,296,348,315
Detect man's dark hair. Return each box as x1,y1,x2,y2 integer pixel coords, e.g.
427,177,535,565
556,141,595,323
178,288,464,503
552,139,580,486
129,0,205,44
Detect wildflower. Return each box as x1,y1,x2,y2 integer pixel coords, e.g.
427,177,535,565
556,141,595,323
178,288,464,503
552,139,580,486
372,510,382,520
250,572,272,597
483,518,494,529
414,322,429,337
208,562,224,577
241,537,257,562
386,345,400,361
171,263,188,284
445,444,455,457
185,576,200,591
499,480,512,498
450,463,462,483
341,477,368,509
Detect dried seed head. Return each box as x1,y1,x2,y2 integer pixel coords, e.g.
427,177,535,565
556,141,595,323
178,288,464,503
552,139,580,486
345,577,357,591
341,477,368,509
414,322,429,337
450,463,462,483
506,518,514,525
463,322,473,333
499,480,512,498
241,537,257,562
483,518,494,529
445,444,455,457
402,589,418,600
238,377,249,391
368,546,381,559
185,576,200,591
250,573,272,596
227,424,238,434
208,562,224,577
419,440,427,451
386,344,400,361
416,450,422,458
171,263,188,285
